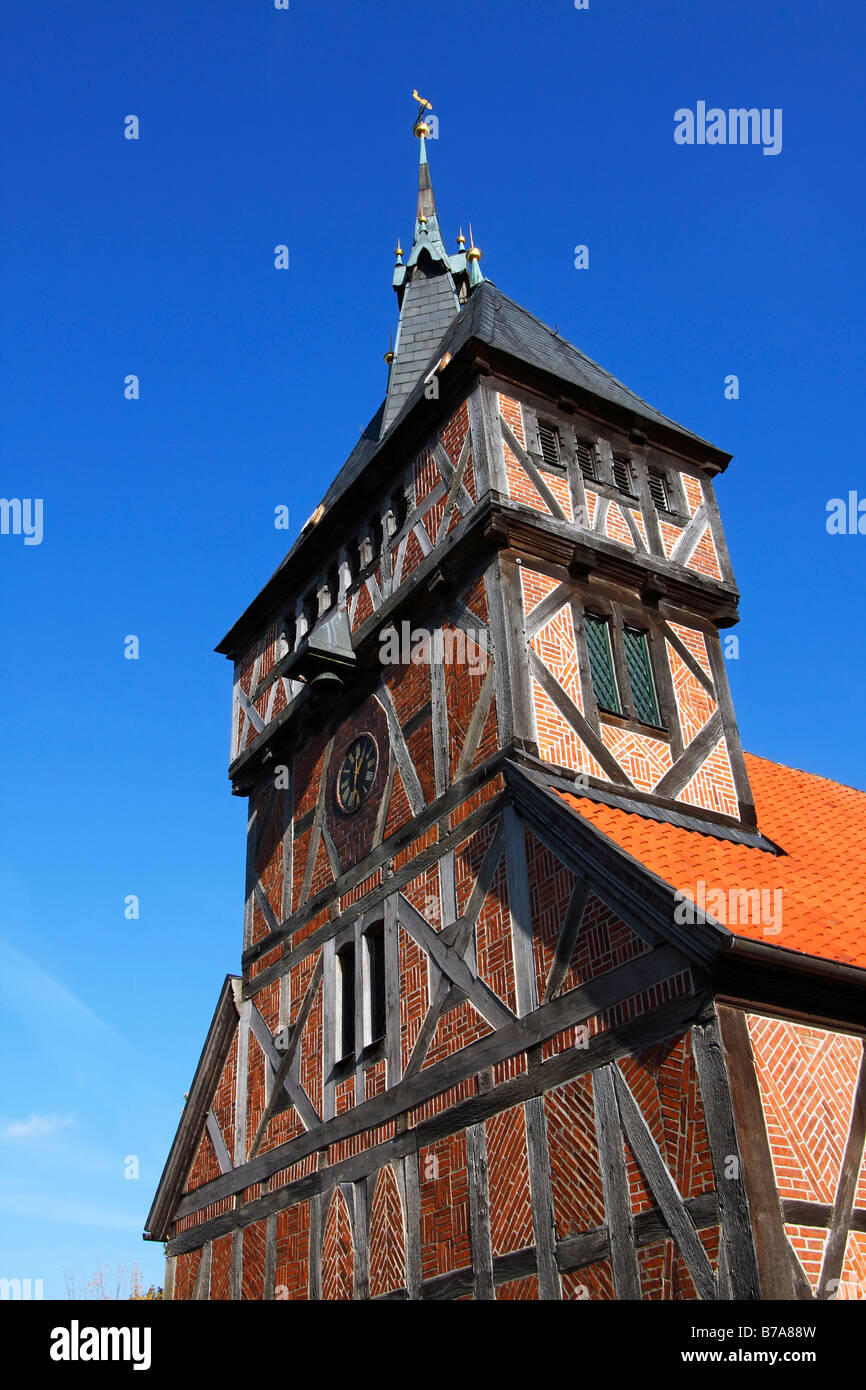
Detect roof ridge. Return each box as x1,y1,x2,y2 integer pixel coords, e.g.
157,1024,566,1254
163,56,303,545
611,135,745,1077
744,750,866,798
489,289,718,449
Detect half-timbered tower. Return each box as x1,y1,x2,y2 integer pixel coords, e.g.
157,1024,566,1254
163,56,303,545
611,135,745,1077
146,108,866,1302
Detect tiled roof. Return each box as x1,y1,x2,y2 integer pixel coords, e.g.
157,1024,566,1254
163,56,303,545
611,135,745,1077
556,753,866,971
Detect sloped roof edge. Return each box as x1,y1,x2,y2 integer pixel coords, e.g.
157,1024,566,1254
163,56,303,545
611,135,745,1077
216,282,730,657
144,974,241,1243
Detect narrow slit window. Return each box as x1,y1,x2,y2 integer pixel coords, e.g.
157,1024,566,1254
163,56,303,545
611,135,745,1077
336,943,355,1061
612,454,633,495
364,922,386,1045
623,627,661,727
575,440,595,481
537,423,561,468
326,564,340,609
391,489,408,533
303,589,318,634
648,468,669,512
584,613,621,715
347,540,361,585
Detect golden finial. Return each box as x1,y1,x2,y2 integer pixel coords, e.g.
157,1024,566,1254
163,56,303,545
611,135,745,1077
413,89,433,138
384,349,395,365
395,238,403,263
466,222,482,263
418,210,427,227
457,228,466,250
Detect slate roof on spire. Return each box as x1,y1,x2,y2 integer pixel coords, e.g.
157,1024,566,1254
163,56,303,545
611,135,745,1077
381,134,466,434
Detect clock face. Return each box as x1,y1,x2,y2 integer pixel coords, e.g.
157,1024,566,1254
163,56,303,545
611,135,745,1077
336,734,379,814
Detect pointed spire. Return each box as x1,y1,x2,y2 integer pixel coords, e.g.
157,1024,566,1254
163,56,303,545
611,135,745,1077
416,130,437,226
381,96,473,436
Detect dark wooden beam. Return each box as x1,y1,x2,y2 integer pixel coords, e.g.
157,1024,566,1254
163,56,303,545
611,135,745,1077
166,983,708,1250
717,1005,813,1300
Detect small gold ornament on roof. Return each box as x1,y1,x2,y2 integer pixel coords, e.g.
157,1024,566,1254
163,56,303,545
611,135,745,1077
412,89,433,138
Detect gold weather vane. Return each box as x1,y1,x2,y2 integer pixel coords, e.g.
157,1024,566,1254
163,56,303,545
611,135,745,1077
412,89,433,137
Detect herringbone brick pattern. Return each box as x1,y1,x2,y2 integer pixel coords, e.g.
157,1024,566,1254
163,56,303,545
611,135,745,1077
496,1274,539,1299
369,1165,406,1297
599,723,672,791
748,1016,862,1204
545,1076,605,1238
526,826,577,1000
667,622,713,679
486,1103,534,1256
209,1233,232,1300
617,1035,716,1213
666,642,716,745
173,1248,201,1302
687,525,722,580
604,500,635,548
399,922,429,1069
419,1133,471,1279
241,1220,266,1299
275,1203,310,1299
475,855,516,1012
321,1189,354,1300
682,475,703,517
531,605,584,712
563,1261,614,1300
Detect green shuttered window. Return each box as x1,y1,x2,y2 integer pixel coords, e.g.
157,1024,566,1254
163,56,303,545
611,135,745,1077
623,626,660,727
585,613,621,714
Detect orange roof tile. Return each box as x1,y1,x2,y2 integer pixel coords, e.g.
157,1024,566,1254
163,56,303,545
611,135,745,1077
556,753,866,971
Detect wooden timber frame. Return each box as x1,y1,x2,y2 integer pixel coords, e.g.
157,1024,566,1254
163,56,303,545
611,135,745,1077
149,331,866,1301
148,756,866,1299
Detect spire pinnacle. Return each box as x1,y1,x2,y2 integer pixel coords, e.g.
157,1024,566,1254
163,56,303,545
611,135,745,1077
381,99,476,435
414,92,437,226
467,223,485,288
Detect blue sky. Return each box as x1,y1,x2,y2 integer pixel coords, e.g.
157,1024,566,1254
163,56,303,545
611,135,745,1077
1,0,863,1297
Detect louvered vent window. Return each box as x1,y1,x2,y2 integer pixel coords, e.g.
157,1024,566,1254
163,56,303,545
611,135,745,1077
612,455,633,495
648,468,669,511
623,627,661,727
575,440,595,481
584,614,621,715
537,423,561,468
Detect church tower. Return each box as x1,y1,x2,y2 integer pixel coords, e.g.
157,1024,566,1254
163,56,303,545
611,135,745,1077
146,103,866,1303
